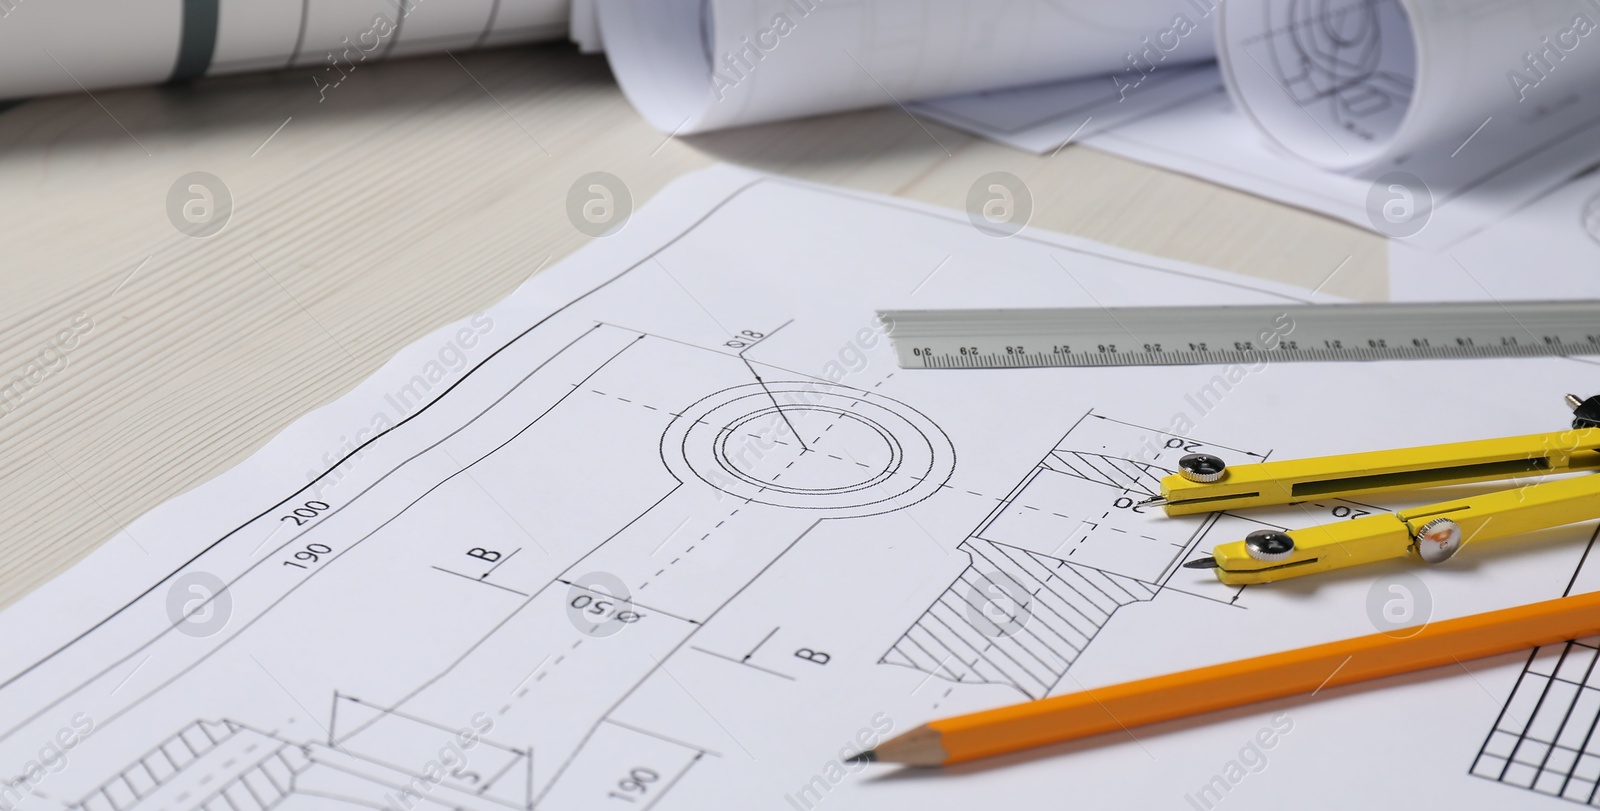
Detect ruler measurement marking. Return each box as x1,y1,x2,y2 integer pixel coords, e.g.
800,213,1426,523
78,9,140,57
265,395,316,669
883,302,1600,370
907,343,1599,368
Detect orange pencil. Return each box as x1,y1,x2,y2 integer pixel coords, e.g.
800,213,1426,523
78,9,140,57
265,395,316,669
851,589,1600,766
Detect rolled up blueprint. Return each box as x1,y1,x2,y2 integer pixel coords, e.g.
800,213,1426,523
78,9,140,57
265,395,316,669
1217,0,1600,169
598,0,1223,133
0,0,567,102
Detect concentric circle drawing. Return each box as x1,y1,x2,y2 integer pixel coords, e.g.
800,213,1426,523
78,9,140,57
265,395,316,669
1583,190,1600,246
1284,0,1384,101
661,382,955,516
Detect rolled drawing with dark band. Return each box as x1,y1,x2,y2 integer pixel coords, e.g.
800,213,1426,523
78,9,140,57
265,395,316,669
0,0,568,102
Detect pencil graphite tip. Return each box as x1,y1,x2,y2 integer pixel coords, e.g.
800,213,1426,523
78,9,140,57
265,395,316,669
1182,555,1219,570
844,750,877,764
1137,495,1167,507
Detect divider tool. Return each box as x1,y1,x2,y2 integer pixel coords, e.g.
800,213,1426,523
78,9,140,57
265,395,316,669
1156,394,1600,584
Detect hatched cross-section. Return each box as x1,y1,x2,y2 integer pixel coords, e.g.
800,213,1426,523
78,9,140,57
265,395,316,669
75,720,243,811
881,538,1157,698
1042,451,1167,495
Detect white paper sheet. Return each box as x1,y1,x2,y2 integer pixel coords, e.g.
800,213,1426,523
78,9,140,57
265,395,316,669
0,0,568,101
1389,169,1600,302
913,61,1600,250
596,0,1219,134
1,165,1595,810
901,62,1224,152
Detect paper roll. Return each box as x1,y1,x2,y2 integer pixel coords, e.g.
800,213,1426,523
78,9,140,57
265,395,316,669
1217,0,1600,170
599,0,1222,133
0,0,568,102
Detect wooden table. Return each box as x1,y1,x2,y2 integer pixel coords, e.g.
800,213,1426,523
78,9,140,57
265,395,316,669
0,43,1384,608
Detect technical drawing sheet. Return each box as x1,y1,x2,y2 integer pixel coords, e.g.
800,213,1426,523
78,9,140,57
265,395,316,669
911,0,1600,250
911,63,1600,251
1389,169,1600,302
2,165,1597,810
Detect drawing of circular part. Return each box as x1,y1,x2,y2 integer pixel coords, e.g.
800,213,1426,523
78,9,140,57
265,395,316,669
661,382,954,516
1221,0,1414,168
1583,190,1600,246
1282,0,1385,102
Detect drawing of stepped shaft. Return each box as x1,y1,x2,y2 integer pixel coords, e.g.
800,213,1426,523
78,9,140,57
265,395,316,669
883,539,1156,698
345,377,953,804
341,453,829,804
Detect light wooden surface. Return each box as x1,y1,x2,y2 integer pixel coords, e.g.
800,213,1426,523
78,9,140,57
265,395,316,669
0,43,1385,609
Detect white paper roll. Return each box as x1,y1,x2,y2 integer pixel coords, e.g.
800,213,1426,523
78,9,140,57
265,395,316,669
0,0,568,102
599,0,1222,133
1217,0,1600,170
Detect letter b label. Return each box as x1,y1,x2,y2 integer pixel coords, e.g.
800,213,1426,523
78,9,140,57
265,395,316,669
795,648,830,665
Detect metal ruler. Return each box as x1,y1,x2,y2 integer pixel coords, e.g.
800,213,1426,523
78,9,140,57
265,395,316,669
880,301,1600,369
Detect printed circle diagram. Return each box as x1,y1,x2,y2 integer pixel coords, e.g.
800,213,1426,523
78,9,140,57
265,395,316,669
661,382,954,516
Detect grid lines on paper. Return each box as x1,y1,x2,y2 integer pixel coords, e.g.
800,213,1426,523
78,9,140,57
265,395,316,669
1474,638,1600,804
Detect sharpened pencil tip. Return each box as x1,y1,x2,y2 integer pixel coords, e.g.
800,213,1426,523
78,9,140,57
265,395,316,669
844,751,877,764
1182,556,1219,570
1137,495,1167,507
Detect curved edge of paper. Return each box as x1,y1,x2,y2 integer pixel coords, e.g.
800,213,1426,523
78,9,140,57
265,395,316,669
597,0,718,134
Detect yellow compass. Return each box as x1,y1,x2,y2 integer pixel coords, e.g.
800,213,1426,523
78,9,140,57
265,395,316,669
1149,394,1600,585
